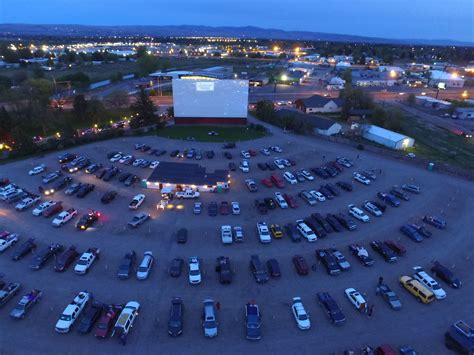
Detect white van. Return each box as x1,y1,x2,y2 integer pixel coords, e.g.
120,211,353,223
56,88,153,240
296,220,317,242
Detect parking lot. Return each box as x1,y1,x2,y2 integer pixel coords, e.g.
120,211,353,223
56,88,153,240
1,122,473,355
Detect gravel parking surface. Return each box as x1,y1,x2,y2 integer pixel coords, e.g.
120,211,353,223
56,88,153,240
1,124,473,355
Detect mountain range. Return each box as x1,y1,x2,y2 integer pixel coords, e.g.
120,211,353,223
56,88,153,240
0,24,472,46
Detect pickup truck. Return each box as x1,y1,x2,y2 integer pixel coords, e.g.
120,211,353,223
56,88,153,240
0,282,21,307
176,190,200,199
55,291,92,333
10,289,43,319
74,248,100,275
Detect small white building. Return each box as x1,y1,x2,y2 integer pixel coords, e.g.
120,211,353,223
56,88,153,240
429,70,465,88
362,125,414,150
327,76,345,90
295,95,344,114
415,96,452,109
335,61,351,70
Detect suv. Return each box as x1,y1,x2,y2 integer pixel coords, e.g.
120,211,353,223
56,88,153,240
348,204,370,222
54,246,79,272
370,240,397,263
296,220,317,242
412,266,447,299
117,251,136,279
422,215,446,229
245,302,262,340
202,299,218,337
431,261,462,288
168,298,184,337
215,256,232,284
250,255,269,283
317,292,346,325
445,320,474,354
257,222,271,243
315,249,341,275
113,301,140,337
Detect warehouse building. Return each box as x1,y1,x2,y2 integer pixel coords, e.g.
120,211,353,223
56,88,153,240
429,70,465,88
276,109,342,136
143,162,230,192
362,125,414,150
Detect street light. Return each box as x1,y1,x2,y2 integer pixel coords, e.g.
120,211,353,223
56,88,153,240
281,74,288,82
462,90,468,99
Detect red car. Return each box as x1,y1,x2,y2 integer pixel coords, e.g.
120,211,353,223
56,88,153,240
384,240,407,256
95,305,123,338
292,255,309,275
270,174,285,188
288,159,297,166
219,201,230,215
261,178,273,188
283,193,298,208
43,202,63,218
248,149,257,156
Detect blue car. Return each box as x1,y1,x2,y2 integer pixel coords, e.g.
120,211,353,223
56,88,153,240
400,224,423,242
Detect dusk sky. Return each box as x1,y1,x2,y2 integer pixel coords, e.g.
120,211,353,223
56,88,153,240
1,0,473,42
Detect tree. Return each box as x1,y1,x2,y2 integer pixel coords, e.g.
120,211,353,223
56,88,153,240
129,88,159,128
135,46,148,58
10,126,36,155
73,94,88,121
138,55,159,75
254,101,276,122
24,78,54,107
104,90,129,108
342,69,352,87
0,106,14,141
166,106,174,118
87,98,106,125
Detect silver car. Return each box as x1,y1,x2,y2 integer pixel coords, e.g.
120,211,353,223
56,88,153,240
202,299,218,337
128,213,150,228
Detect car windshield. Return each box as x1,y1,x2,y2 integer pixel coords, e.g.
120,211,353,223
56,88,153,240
77,259,88,265
14,304,26,310
60,314,72,321
190,270,200,276
97,322,108,329
298,314,308,321
205,321,216,329
138,266,148,272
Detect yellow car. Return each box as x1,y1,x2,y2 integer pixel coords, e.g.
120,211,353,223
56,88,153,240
270,224,284,239
399,275,434,304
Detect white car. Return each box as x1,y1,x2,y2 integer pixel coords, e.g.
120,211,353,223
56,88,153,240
136,251,154,280
363,201,383,217
0,184,17,194
119,155,132,164
0,233,19,252
413,266,447,299
221,225,233,244
149,161,160,169
55,291,92,333
260,148,270,156
32,200,54,216
15,195,41,211
188,257,202,284
129,194,145,209
291,297,310,330
274,192,288,209
274,159,285,169
110,153,122,162
270,146,283,153
300,170,314,181
283,171,297,185
52,209,77,227
28,164,46,176
344,288,367,312
231,202,240,215
241,150,251,159
348,204,370,223
239,160,250,173
353,172,371,185
309,190,326,202
74,248,100,275
257,222,271,243
132,158,144,167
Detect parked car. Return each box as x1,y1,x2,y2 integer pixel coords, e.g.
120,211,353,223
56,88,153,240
284,223,301,242
344,288,368,312
0,233,19,252
117,251,136,279
431,261,462,288
348,244,374,266
444,320,474,354
370,240,397,263
315,249,341,275
188,257,202,285
136,251,154,280
267,258,281,278
400,224,424,243
291,297,310,330
250,254,269,283
292,255,309,275
423,215,446,229
177,228,188,243
215,256,233,284
128,212,150,228
202,299,218,337
74,248,100,275
10,289,43,319
54,291,92,333
101,191,117,204
317,292,346,325
128,194,145,209
76,184,95,198
384,240,407,256
402,184,421,194
11,238,36,261
169,258,184,277
329,249,351,271
77,304,103,334
29,243,64,270
54,245,79,272
376,283,402,310
52,208,77,227
363,200,383,217
0,282,21,307
168,297,184,337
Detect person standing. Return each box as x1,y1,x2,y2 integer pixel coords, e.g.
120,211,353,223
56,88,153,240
216,301,221,311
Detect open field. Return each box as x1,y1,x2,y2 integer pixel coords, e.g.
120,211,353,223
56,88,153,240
0,116,473,355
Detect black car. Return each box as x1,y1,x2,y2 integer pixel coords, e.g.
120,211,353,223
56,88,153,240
54,246,79,272
325,183,340,196
323,166,338,177
410,224,432,238
444,320,474,354
255,200,267,215
58,152,76,164
348,244,375,266
266,258,281,278
206,150,215,159
370,240,397,263
284,223,301,242
311,213,333,234
65,183,82,196
140,145,151,152
106,151,119,159
155,150,167,157
390,187,410,201
325,214,343,232
168,297,184,337
316,249,341,275
319,185,334,199
223,151,232,160
77,304,103,334
431,261,462,288
264,197,277,210
215,256,233,284
170,150,179,157
103,167,120,181
208,202,218,217
377,192,400,207
336,181,353,191
124,174,138,187
53,176,72,191
76,183,95,198
228,162,237,171
11,238,36,261
257,163,268,171
222,142,236,149
95,169,107,179
311,167,330,179
75,159,91,172
177,228,188,244
250,255,269,283
317,292,346,325
335,213,357,231
372,200,387,212
266,162,276,171
118,172,131,182
76,210,101,231
169,258,184,277
148,149,158,155
117,251,136,279
101,191,117,204
29,243,64,270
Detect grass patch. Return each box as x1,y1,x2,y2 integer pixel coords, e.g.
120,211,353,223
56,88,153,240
154,125,267,142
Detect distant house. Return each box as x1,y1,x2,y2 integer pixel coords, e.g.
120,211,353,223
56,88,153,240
327,76,345,91
295,95,344,114
362,125,414,150
276,109,342,136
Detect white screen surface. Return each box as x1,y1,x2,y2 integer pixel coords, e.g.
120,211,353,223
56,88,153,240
173,79,249,118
